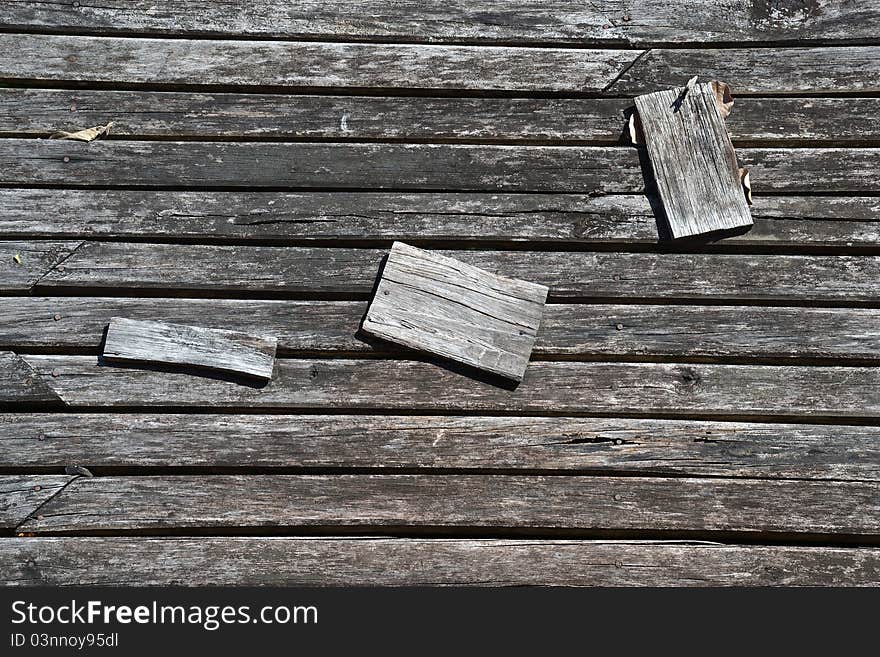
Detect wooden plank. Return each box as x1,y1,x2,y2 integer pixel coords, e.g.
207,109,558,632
2,35,880,95
635,82,752,238
0,240,82,292
103,317,277,380
362,242,547,382
1,413,877,481
4,90,878,144
15,474,880,536
32,244,880,303
0,475,74,531
5,299,880,364
20,356,880,419
2,538,877,586
0,34,638,93
1,190,878,248
0,352,63,405
3,1,878,46
2,140,878,193
611,46,880,95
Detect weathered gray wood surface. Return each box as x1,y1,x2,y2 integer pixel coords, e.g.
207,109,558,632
0,240,81,292
3,1,878,45
363,243,547,381
3,140,880,193
103,317,277,380
20,356,880,419
0,352,62,405
0,34,638,93
3,190,878,248
0,475,75,531
2,35,879,94
5,299,880,363
636,82,752,238
2,538,877,586
31,244,880,303
16,474,879,536
4,90,878,144
1,414,877,481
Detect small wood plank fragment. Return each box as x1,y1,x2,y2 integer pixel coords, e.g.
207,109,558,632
636,81,753,238
102,317,277,381
362,242,548,382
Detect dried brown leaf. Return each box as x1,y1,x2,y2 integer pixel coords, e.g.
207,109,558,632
49,121,114,142
710,81,734,119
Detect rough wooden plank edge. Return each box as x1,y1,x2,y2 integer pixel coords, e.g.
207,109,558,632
0,475,75,530
2,538,877,586
1,414,877,481
635,82,752,238
362,242,548,382
29,244,880,303
15,475,880,536
5,91,879,144
103,317,277,381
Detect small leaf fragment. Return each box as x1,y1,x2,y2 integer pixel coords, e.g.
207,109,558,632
13,253,21,264
50,121,114,142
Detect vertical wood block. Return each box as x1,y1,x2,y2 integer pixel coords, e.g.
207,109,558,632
635,82,753,238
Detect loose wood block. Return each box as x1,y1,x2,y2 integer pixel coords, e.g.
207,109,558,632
102,317,277,380
362,242,548,382
636,82,753,238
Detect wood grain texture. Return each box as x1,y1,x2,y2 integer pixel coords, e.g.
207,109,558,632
636,82,752,238
2,140,878,194
2,35,879,94
19,356,880,419
1,190,878,248
610,46,880,95
5,299,880,363
363,242,547,381
103,317,277,380
4,90,878,144
0,33,637,93
3,1,878,45
0,475,74,530
33,244,880,303
0,352,63,405
0,240,82,292
2,538,877,586
1,413,877,481
15,474,880,536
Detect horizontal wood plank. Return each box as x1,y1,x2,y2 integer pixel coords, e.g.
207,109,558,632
3,1,879,46
5,299,880,363
15,474,880,537
3,91,879,144
3,140,878,193
2,35,880,94
0,351,63,405
0,34,636,93
18,356,880,419
1,414,877,481
0,475,74,530
2,190,878,248
31,244,880,303
0,240,81,292
2,538,877,586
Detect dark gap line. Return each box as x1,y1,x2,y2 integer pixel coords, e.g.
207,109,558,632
0,466,875,484
4,405,880,426
3,78,880,99
11,525,880,547
9,344,880,368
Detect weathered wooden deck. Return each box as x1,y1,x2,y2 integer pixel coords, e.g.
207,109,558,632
1,1,879,586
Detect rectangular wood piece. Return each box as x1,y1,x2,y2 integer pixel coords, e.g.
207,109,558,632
636,81,753,238
362,242,548,382
102,317,277,381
